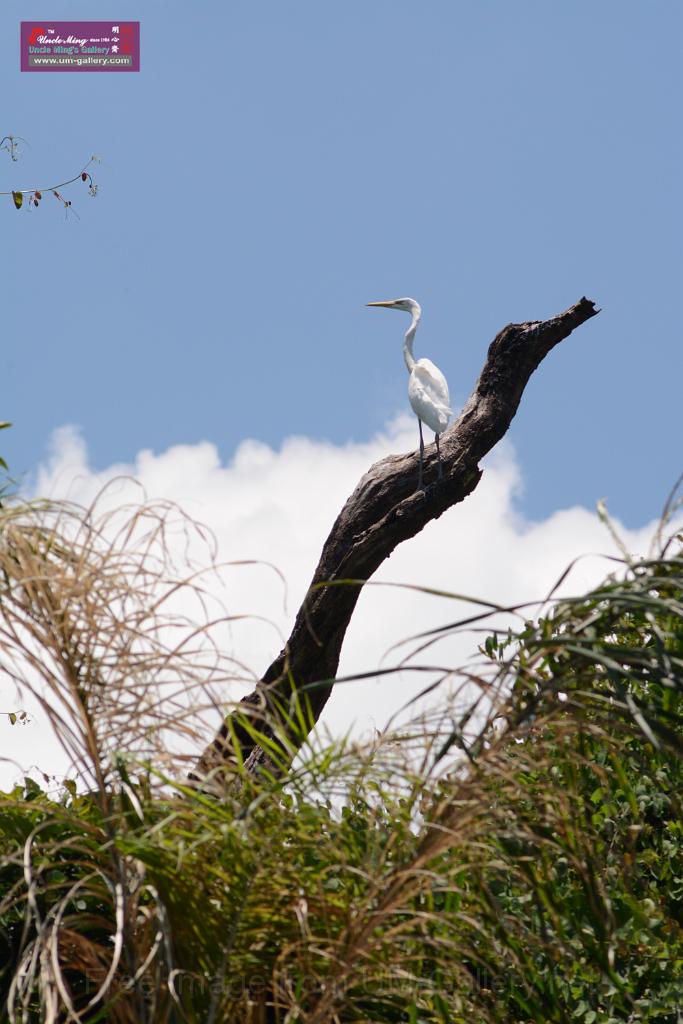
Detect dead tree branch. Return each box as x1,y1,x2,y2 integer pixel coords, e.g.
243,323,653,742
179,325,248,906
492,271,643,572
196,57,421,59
192,297,599,783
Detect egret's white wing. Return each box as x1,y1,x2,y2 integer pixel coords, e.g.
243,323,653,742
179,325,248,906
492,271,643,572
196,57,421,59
408,358,452,434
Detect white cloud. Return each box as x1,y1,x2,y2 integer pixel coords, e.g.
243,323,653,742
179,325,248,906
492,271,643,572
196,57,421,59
1,420,676,789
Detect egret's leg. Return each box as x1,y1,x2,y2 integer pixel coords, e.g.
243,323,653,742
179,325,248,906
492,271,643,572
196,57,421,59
417,418,425,490
435,433,443,480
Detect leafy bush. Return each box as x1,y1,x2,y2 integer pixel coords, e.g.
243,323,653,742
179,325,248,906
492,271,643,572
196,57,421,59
0,493,681,1022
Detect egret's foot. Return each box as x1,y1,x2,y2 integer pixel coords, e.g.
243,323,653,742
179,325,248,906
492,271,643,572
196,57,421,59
417,473,441,496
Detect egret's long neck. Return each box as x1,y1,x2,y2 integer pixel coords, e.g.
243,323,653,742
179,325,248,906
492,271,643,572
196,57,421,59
403,308,421,372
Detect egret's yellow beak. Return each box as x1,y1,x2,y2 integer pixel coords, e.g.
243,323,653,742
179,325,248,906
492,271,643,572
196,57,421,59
366,300,397,308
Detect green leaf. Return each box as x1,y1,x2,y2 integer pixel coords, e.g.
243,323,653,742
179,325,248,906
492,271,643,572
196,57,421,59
22,776,43,801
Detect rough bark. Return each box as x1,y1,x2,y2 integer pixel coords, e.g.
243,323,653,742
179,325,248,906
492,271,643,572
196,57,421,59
192,297,599,783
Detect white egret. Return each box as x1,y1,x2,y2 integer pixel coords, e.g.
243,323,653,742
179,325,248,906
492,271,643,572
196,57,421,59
367,297,452,488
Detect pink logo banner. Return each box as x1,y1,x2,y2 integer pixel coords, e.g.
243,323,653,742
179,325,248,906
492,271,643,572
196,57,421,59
21,22,140,72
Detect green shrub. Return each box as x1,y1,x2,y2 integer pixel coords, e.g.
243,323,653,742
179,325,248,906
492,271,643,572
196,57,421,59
0,494,681,1022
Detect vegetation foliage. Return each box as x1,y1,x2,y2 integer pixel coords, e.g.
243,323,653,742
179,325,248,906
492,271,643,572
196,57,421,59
1,134,99,217
0,457,681,1021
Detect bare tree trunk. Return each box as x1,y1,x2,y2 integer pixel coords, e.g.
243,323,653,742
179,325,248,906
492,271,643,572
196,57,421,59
192,297,599,783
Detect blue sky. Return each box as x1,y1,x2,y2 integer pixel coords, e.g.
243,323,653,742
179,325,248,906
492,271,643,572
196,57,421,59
2,0,681,526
